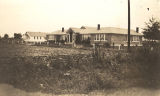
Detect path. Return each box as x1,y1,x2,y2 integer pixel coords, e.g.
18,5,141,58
0,84,159,96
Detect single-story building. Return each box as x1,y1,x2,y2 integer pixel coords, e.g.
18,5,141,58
66,24,143,46
46,27,66,44
23,32,48,45
46,24,143,47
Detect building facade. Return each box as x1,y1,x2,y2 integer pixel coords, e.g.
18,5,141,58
23,32,48,45
65,25,143,46
46,27,66,44
46,25,143,47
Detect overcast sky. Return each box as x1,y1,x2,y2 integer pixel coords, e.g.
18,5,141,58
0,0,160,37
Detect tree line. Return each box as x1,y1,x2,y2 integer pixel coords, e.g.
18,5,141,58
0,33,22,40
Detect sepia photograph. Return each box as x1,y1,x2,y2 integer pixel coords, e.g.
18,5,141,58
0,0,160,96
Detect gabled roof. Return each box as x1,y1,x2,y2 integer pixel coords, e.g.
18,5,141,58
70,26,143,36
47,30,66,35
26,32,48,37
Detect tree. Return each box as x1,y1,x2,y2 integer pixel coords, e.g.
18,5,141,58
143,17,160,41
3,34,9,39
14,33,22,39
75,33,81,44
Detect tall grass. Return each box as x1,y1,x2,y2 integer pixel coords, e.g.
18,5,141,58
129,45,160,88
0,50,131,94
1,43,160,94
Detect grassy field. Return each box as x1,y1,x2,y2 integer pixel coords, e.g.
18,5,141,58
0,42,160,95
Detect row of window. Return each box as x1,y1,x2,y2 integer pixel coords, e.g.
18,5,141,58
126,36,140,41
34,36,42,40
46,34,140,42
47,35,66,41
94,34,108,41
94,34,140,41
82,35,91,40
132,36,139,41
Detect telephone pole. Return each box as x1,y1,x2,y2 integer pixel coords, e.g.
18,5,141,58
128,0,131,50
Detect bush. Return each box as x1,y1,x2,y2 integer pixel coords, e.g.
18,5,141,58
59,40,65,44
75,33,81,44
81,38,91,46
103,42,110,48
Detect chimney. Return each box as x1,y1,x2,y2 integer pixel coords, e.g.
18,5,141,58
62,27,64,32
136,27,139,33
97,24,100,30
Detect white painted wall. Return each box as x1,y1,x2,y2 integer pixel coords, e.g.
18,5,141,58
23,34,47,43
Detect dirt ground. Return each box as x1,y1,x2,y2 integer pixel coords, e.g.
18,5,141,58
0,84,159,96
0,43,91,57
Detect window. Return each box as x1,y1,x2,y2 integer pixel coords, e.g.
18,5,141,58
126,36,139,42
137,36,139,41
82,35,84,40
105,34,108,40
97,34,99,40
133,36,139,41
84,35,86,40
94,35,96,40
100,34,104,40
133,36,135,41
82,35,90,40
94,34,107,41
85,35,88,40
126,35,128,41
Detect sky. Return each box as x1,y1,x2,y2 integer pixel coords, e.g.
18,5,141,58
0,0,160,37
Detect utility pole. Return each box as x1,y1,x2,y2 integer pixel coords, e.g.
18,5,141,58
128,0,131,50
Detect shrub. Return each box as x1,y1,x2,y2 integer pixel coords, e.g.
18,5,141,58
103,42,110,48
81,38,91,46
59,40,65,44
75,33,81,44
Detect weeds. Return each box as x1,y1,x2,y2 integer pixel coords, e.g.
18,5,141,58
1,43,160,94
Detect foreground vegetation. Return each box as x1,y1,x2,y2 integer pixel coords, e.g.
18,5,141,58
0,42,160,94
